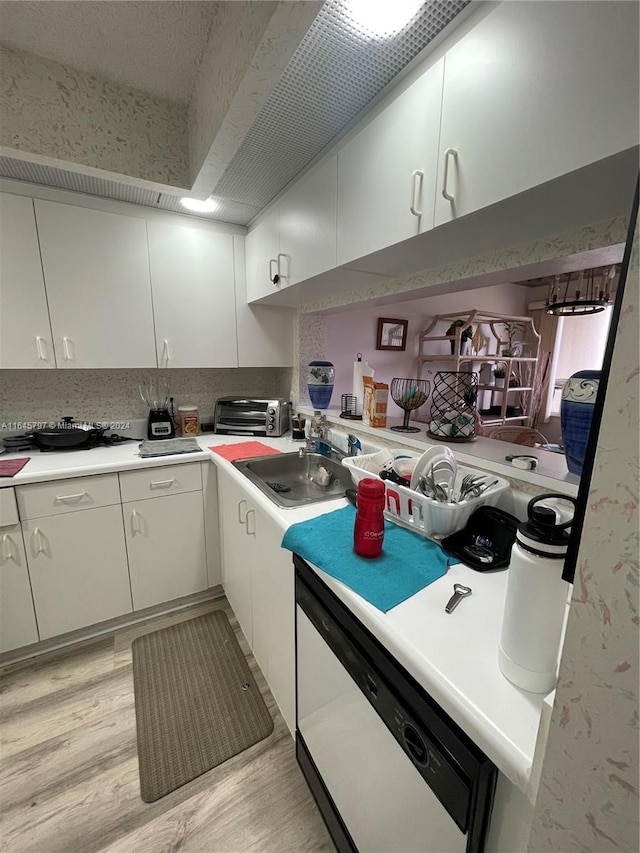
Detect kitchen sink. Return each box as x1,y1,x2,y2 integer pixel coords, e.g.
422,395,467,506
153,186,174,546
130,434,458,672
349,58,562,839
233,451,352,508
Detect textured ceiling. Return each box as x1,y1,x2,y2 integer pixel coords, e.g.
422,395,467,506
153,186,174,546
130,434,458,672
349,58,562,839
0,0,471,225
0,0,217,103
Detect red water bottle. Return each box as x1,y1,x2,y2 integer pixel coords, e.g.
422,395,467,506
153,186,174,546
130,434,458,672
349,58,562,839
354,478,385,558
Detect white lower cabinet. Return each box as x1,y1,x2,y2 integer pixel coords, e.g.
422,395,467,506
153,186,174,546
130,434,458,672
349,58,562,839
0,523,39,653
219,470,255,647
123,491,208,610
219,468,295,733
3,463,218,655
22,505,132,640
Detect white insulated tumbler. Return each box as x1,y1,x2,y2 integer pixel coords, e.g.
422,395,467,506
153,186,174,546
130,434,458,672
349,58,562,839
498,493,577,694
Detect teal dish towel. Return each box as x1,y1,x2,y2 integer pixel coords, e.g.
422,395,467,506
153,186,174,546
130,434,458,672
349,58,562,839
281,505,455,612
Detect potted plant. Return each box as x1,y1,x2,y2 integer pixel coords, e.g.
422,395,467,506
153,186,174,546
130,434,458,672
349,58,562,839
500,322,523,356
446,319,474,355
493,365,507,388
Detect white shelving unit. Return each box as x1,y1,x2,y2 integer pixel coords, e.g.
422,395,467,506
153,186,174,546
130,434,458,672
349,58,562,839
417,310,541,428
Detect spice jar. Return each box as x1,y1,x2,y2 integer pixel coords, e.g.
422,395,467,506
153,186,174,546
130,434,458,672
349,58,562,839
178,405,200,436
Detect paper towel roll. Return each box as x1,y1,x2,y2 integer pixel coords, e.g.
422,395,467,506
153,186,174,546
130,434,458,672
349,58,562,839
353,353,374,416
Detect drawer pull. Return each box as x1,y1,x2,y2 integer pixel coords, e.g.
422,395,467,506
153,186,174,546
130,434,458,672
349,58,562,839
410,169,424,216
55,491,87,503
1,534,16,563
245,508,256,536
149,478,175,489
238,499,247,524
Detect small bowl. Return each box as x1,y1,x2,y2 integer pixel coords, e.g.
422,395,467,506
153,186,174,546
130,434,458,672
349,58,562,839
392,456,418,479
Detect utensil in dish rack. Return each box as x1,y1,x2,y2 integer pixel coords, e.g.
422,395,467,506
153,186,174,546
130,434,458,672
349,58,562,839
457,473,487,502
467,479,499,499
431,460,456,502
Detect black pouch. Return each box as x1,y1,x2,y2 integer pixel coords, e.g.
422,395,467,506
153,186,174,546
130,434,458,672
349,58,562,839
441,506,519,571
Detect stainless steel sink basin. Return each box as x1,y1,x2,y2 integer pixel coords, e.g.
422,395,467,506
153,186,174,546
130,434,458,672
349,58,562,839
233,451,352,508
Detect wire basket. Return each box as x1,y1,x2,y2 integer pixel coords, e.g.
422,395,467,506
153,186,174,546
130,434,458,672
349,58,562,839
427,371,478,442
390,378,431,433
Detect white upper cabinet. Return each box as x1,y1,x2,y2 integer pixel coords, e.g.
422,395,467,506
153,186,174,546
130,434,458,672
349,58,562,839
0,192,55,368
147,218,238,368
246,155,338,302
245,206,281,302
279,155,338,287
234,237,293,367
434,0,640,226
34,199,157,368
337,58,445,267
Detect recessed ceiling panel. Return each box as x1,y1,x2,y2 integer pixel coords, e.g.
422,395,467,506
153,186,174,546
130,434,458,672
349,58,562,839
213,0,470,211
0,157,260,226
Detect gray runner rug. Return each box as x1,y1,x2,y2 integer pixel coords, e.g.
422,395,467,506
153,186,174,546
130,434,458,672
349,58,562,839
131,610,274,802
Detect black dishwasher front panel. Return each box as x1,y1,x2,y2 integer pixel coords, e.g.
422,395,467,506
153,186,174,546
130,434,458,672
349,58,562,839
295,555,497,853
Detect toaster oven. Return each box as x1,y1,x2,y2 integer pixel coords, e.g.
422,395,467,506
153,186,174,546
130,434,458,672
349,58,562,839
214,397,290,437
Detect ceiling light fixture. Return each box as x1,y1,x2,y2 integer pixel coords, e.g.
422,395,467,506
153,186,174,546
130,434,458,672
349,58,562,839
179,197,218,213
545,266,617,316
346,0,424,38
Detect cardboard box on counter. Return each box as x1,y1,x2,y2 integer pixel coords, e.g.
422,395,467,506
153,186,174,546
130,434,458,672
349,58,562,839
363,376,388,428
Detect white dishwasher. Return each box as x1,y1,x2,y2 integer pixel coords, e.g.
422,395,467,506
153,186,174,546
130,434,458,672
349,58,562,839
295,556,497,853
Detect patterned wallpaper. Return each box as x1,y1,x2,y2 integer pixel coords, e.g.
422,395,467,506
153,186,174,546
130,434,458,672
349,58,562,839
529,207,639,852
188,1,275,184
0,367,292,429
0,46,189,188
298,216,630,315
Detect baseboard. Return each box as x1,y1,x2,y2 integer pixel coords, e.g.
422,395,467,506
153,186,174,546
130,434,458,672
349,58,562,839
1,586,225,670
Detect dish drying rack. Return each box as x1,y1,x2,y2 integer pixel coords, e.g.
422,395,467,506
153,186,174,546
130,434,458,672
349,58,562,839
342,450,509,538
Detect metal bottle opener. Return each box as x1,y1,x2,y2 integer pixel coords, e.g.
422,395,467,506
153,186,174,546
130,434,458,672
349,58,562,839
445,584,472,614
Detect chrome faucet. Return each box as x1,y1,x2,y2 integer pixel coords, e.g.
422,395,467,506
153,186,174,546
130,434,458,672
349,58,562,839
347,434,361,457
311,411,327,440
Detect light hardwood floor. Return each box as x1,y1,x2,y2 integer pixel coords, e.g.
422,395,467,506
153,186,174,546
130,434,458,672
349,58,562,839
0,599,335,853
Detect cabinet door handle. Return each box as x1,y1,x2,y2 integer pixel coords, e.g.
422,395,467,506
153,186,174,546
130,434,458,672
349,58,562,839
149,478,175,489
1,534,16,563
245,508,256,536
162,339,170,366
131,510,141,536
237,499,247,524
62,337,74,362
277,253,287,284
441,148,458,202
36,336,49,362
269,258,279,285
31,527,46,556
410,169,424,216
55,491,87,503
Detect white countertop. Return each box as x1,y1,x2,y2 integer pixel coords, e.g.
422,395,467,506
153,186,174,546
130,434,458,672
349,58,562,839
0,430,551,800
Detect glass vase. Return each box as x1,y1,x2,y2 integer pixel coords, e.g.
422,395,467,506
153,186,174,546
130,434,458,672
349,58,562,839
307,361,335,409
561,370,600,474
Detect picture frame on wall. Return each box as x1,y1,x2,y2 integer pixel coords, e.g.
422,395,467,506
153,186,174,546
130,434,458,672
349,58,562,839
376,318,408,351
